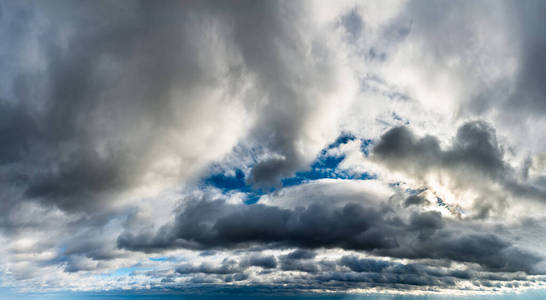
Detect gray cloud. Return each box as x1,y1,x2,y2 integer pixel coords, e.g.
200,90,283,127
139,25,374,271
241,254,277,269
340,255,390,273
404,194,430,207
1,0,545,295
139,250,544,292
373,121,505,180
280,250,320,273
118,194,543,275
117,198,395,252
176,258,242,275
498,1,546,115
382,0,546,155
372,121,546,205
0,0,351,219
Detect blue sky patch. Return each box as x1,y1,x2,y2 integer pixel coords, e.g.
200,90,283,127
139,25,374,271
282,133,374,187
202,168,264,204
360,138,372,156
202,133,375,202
148,257,177,262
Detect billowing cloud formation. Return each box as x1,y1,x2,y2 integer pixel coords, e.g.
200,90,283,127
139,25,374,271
0,0,355,217
371,121,546,219
0,0,546,296
118,190,542,275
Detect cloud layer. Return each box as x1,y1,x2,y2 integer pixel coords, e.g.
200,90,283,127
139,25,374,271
0,0,545,296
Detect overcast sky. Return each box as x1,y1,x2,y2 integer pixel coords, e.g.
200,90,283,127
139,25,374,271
1,0,546,298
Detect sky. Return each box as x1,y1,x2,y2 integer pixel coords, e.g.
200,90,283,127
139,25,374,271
0,0,546,299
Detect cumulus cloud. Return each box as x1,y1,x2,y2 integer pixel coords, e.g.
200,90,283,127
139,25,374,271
0,0,356,217
0,0,545,296
118,185,544,276
370,121,546,220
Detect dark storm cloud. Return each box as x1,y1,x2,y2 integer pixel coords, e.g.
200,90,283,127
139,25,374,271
174,257,255,283
319,254,544,289
162,251,539,291
372,121,546,202
25,148,135,212
176,258,242,275
118,196,543,275
1,0,213,213
340,255,389,273
117,199,394,252
280,250,320,273
318,255,466,288
373,121,504,179
285,249,317,260
241,254,277,269
383,230,541,274
0,0,346,218
0,101,37,164
1,0,545,294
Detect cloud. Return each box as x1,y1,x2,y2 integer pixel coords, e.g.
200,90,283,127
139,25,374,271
1,0,546,295
373,121,505,180
176,258,242,275
371,121,546,215
404,194,430,207
0,0,357,218
241,254,277,269
118,186,543,275
125,248,545,293
340,255,390,273
2,1,249,215
279,250,320,273
0,2,357,287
